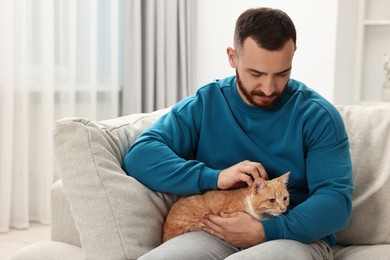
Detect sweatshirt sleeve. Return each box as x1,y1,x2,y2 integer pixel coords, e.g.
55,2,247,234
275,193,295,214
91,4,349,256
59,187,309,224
261,105,354,246
122,101,220,196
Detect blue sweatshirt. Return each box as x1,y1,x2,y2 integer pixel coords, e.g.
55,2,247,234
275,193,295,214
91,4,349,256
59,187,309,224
122,75,353,247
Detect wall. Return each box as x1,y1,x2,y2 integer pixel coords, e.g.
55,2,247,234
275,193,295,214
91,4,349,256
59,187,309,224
195,0,339,102
333,0,358,105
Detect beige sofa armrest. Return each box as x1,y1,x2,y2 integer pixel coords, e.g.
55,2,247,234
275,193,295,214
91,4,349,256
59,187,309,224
51,180,81,247
11,181,84,260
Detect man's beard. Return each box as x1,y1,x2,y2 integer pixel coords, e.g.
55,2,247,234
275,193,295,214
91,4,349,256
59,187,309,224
236,70,280,108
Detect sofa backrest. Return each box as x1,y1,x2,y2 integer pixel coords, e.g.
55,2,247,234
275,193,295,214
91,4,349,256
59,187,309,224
98,107,171,160
100,105,390,246
336,105,390,245
96,105,390,246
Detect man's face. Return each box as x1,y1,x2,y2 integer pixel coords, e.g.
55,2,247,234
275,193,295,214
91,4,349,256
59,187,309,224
227,37,296,108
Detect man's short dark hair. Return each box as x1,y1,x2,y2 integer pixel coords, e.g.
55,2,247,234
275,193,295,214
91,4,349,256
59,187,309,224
234,7,297,51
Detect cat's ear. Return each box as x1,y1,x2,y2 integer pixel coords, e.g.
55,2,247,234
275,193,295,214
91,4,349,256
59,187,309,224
277,172,290,184
252,178,267,193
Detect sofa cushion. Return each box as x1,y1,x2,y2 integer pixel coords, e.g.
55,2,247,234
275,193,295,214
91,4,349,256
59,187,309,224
11,241,83,260
334,244,390,260
53,108,178,260
336,105,390,245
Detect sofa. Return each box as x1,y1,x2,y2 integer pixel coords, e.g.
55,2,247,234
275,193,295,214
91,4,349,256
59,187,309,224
12,105,390,260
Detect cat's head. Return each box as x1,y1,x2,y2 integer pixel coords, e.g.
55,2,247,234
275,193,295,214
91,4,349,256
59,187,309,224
248,172,290,219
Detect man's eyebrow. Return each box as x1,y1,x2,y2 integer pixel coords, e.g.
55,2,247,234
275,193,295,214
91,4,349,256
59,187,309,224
247,67,292,75
247,68,263,74
277,67,292,74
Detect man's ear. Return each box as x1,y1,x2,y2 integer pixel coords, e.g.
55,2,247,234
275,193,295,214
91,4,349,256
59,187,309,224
227,47,237,68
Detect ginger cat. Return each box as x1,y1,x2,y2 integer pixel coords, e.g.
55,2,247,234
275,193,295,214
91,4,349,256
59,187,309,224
162,172,290,242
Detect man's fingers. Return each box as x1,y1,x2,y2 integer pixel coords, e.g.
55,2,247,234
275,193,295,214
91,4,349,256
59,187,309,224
218,160,269,190
202,214,225,239
256,163,269,180
239,173,254,187
240,161,268,180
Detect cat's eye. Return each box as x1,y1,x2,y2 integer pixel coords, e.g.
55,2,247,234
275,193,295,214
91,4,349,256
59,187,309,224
269,198,276,203
283,196,288,201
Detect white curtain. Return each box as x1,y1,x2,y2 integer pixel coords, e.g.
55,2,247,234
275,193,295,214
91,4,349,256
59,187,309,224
0,0,123,233
122,0,197,114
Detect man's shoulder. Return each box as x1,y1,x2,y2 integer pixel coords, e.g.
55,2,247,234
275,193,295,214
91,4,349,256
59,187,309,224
289,79,339,115
197,75,235,95
288,79,346,140
173,75,235,112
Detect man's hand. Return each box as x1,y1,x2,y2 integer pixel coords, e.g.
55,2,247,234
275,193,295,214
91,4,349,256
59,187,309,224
218,160,268,190
202,211,265,248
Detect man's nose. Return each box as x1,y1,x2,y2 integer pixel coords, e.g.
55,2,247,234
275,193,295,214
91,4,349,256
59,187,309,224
261,76,276,96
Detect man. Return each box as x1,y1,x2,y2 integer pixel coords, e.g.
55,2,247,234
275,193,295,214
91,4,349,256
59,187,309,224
122,7,353,260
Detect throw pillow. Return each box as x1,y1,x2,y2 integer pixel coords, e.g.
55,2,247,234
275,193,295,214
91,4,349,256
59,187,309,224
53,108,178,259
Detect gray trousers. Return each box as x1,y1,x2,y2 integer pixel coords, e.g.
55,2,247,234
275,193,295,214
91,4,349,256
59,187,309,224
139,231,333,260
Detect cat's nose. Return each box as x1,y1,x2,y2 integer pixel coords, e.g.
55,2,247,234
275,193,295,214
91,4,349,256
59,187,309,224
280,207,286,213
